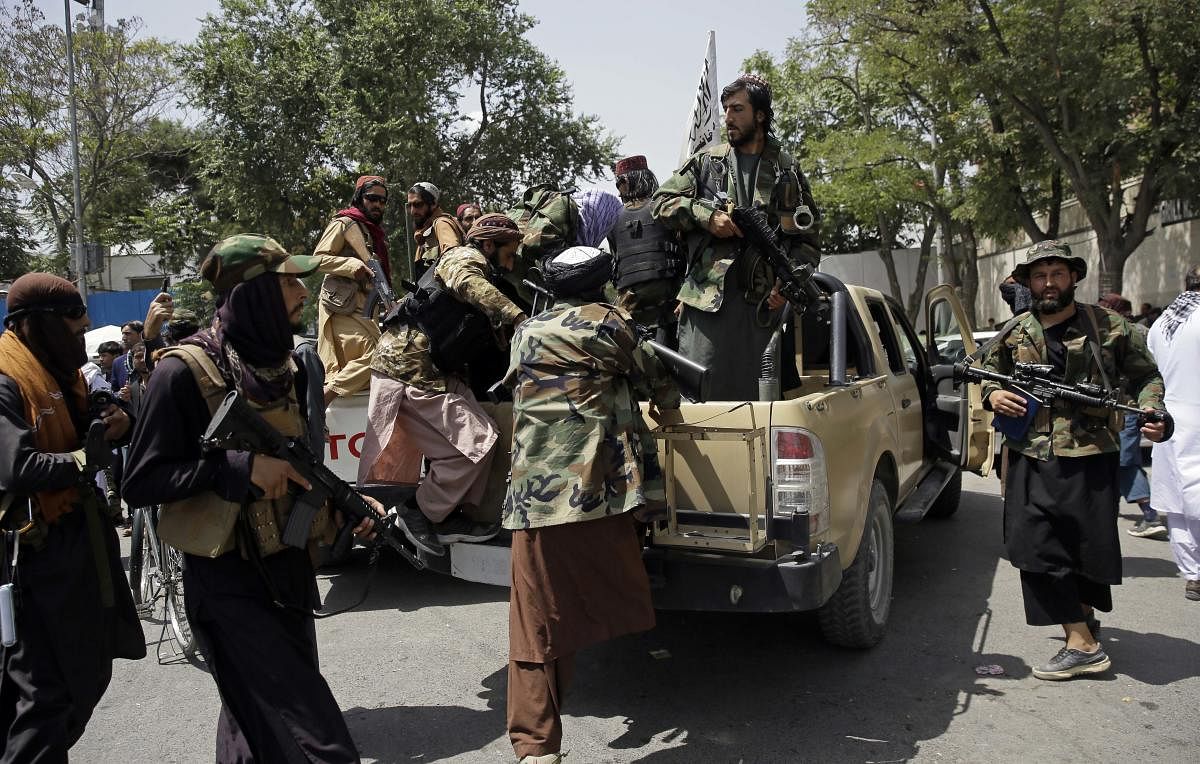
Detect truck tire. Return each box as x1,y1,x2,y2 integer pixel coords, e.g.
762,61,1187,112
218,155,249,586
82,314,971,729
927,469,963,519
818,479,894,648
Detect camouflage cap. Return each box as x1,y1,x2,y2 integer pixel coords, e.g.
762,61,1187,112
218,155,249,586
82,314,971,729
1013,239,1088,282
200,234,319,292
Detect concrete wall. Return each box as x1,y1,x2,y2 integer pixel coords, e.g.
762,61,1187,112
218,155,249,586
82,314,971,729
973,192,1200,322
819,247,941,328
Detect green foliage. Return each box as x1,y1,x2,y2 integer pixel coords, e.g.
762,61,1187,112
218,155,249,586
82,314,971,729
0,0,188,274
182,0,618,279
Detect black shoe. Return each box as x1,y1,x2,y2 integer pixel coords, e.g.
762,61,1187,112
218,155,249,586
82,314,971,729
391,502,445,557
1032,646,1111,680
434,511,500,544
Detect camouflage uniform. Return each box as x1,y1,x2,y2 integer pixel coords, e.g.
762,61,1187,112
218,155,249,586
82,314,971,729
372,245,524,392
982,302,1166,631
367,244,524,523
502,299,681,530
981,304,1164,460
653,137,819,400
313,215,382,397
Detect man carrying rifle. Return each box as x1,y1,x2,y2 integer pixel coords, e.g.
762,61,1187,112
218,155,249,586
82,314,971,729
503,246,680,763
314,174,394,407
979,240,1167,680
653,74,820,400
124,235,377,761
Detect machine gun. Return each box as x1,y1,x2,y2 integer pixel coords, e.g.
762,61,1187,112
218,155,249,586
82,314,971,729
519,278,710,402
78,390,119,477
363,259,399,319
727,202,826,315
953,361,1174,441
200,391,426,570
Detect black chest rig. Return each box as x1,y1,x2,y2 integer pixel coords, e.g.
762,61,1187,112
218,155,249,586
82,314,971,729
395,256,499,373
611,202,682,289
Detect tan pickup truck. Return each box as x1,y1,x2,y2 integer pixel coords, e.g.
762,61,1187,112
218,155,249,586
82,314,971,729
324,274,993,648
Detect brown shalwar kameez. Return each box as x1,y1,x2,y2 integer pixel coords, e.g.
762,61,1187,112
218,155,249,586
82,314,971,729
507,512,655,758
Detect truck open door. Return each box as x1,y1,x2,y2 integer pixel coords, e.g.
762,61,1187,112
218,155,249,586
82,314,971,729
923,286,994,476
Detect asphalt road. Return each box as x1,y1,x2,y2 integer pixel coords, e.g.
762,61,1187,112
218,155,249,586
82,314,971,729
76,473,1199,763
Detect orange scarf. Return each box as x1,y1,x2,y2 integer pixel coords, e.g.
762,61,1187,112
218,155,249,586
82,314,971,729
0,329,87,523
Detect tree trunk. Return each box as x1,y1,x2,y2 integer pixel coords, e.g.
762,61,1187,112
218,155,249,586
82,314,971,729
905,221,936,324
875,211,903,304
1095,235,1130,300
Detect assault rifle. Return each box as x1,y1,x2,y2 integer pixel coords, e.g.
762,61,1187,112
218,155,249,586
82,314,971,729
726,201,826,315
363,259,399,319
79,390,119,475
200,391,425,569
519,278,710,402
953,361,1174,441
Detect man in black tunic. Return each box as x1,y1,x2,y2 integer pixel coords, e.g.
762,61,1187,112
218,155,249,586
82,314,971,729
980,240,1167,680
0,273,145,761
124,235,376,762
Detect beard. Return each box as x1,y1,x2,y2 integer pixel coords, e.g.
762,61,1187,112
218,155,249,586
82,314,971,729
1032,284,1075,315
727,125,749,147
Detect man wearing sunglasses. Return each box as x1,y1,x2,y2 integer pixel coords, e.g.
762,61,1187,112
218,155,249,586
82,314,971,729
409,181,465,281
313,174,394,406
0,273,145,760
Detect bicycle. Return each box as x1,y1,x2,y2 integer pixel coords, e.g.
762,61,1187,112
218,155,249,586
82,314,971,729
127,505,198,659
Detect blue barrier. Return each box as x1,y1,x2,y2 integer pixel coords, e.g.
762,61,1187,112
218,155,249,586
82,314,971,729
0,288,160,329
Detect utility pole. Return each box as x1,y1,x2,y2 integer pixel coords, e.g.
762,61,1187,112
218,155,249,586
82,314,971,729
64,0,89,300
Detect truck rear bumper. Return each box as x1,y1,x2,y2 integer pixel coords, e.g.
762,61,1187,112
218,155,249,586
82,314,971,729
643,544,842,613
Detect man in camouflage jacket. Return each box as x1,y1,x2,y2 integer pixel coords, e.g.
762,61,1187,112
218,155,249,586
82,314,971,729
502,246,679,763
653,74,819,400
366,213,526,556
980,240,1167,681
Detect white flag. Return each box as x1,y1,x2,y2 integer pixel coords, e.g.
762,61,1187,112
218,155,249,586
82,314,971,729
679,31,721,167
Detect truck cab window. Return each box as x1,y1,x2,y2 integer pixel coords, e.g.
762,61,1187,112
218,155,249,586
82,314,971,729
867,299,905,374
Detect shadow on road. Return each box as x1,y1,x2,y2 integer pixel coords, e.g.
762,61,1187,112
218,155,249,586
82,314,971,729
330,489,1020,762
318,548,509,614
1122,554,1180,579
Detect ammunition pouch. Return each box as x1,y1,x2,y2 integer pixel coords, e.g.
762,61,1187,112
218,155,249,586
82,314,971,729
319,274,362,316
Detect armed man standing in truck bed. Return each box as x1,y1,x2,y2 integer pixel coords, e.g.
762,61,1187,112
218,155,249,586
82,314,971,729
652,73,820,400
980,240,1167,681
313,175,393,407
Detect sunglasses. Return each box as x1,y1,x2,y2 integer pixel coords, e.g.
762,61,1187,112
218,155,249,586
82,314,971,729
363,193,388,204
6,304,87,322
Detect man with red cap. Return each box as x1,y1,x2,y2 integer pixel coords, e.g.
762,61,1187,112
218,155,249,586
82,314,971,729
0,273,145,760
456,202,482,230
608,154,683,342
313,174,393,406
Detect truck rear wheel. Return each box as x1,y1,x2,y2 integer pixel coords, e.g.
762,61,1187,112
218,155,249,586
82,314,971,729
818,479,894,648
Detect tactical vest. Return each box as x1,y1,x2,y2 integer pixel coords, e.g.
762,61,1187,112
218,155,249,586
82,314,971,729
416,212,466,264
693,143,820,236
397,248,498,373
611,202,681,289
155,344,332,559
319,217,374,317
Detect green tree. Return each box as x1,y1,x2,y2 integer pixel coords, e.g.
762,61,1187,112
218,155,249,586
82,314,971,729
183,0,618,280
0,0,183,277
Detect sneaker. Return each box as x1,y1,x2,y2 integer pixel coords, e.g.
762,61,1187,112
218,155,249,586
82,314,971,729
434,510,500,544
519,755,564,764
391,502,445,557
1186,580,1200,602
1032,646,1112,680
1128,519,1168,540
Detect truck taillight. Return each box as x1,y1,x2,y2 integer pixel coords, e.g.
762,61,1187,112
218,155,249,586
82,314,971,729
772,427,829,538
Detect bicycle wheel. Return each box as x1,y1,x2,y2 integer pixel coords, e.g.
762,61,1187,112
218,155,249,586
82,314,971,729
160,541,198,657
127,507,153,606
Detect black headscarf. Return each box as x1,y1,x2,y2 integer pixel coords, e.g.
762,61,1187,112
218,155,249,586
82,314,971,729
185,273,296,403
13,313,89,431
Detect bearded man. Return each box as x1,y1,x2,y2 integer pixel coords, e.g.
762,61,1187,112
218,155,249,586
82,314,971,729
409,181,465,281
124,236,378,761
314,175,393,406
0,274,144,760
980,240,1166,680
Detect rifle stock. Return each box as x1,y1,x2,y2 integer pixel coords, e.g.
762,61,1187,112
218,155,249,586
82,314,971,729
200,391,426,569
